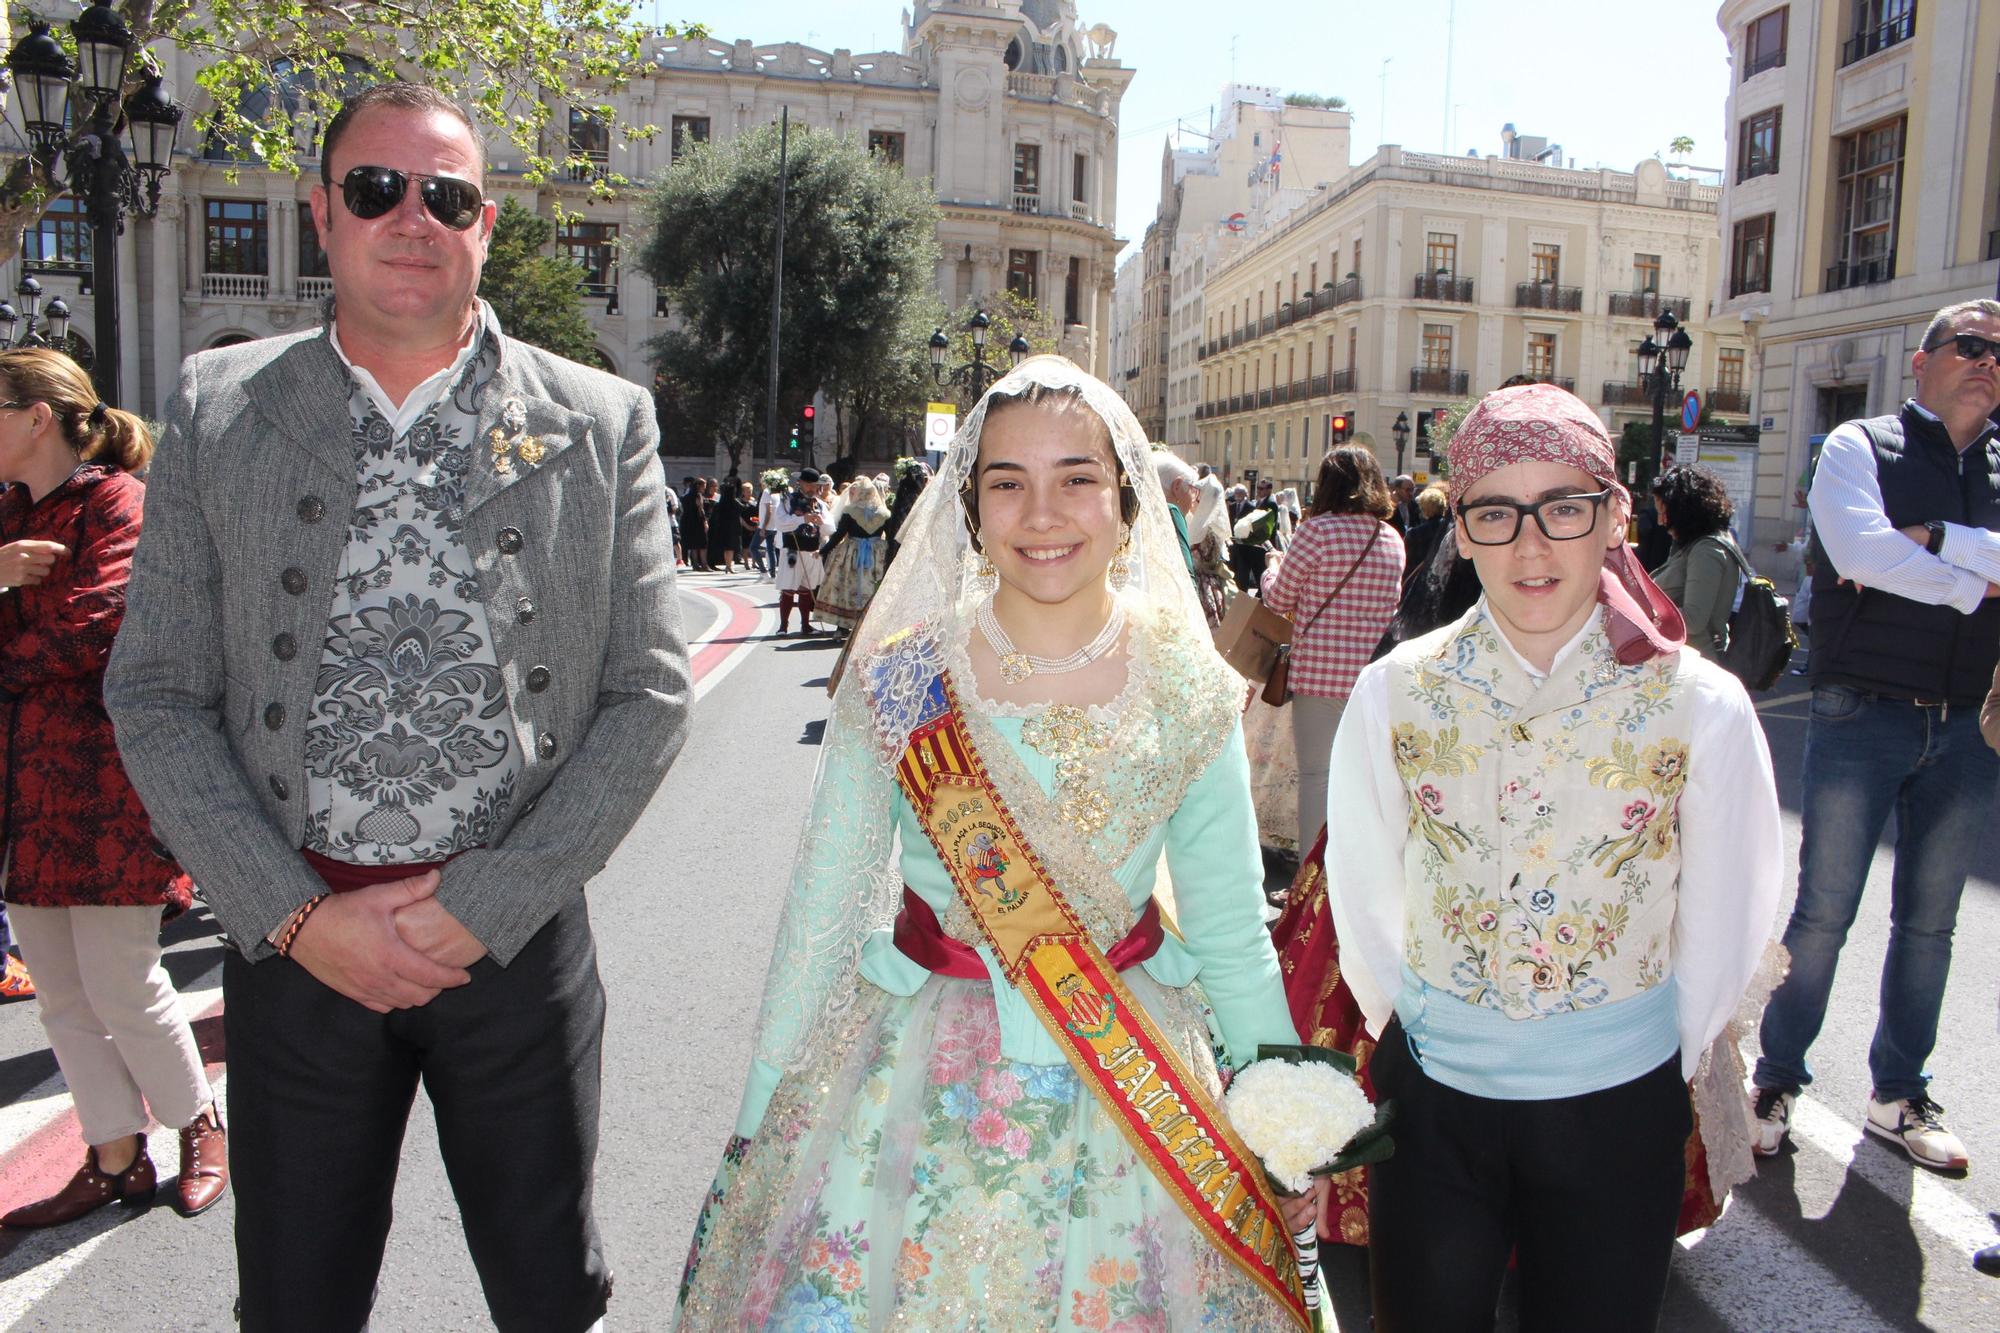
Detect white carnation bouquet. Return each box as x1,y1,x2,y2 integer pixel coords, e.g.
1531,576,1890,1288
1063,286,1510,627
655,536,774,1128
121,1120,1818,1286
1224,1044,1395,1331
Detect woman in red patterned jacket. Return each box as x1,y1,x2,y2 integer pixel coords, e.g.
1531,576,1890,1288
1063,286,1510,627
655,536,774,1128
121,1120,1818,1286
0,348,227,1229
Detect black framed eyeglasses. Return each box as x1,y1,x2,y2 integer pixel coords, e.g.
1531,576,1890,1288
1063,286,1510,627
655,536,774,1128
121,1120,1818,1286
1923,332,2000,365
338,166,485,231
1456,489,1614,546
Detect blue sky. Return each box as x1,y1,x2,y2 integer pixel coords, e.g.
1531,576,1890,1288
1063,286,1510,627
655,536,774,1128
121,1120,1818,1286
671,1,1733,260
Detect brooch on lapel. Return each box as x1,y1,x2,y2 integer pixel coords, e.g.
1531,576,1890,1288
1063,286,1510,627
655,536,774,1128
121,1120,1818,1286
488,399,556,477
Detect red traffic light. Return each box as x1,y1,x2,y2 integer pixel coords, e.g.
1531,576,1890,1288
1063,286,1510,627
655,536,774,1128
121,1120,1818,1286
801,405,816,420
1331,414,1348,431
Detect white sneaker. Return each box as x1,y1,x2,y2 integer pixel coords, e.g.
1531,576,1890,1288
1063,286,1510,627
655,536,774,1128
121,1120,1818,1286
1865,1092,1970,1171
1752,1087,1795,1157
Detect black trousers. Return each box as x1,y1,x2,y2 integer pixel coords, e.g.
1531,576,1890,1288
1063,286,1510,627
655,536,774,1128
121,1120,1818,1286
224,899,609,1333
1366,1018,1692,1333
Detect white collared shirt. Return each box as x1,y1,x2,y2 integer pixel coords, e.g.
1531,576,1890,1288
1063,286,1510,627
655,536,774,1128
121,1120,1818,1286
327,303,497,439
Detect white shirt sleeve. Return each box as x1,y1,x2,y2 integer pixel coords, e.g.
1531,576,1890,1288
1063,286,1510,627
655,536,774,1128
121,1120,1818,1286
1320,661,1407,1039
1809,423,1989,614
1670,657,1785,1080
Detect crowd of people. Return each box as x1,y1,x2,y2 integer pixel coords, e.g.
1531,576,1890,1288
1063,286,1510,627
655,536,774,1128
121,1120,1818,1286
6,71,2000,1333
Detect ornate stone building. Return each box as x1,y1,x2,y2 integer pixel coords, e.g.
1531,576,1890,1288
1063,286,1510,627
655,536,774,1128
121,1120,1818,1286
1713,0,2000,560
9,0,1132,423
1193,147,1739,500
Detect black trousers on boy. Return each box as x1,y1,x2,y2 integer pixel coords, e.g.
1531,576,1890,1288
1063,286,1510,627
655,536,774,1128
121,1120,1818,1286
1366,1017,1692,1333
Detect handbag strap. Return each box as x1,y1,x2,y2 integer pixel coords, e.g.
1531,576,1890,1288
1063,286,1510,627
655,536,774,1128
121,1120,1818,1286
1292,520,1385,640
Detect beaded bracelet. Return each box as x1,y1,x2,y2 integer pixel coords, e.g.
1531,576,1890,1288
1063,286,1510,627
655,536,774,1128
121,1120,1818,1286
276,894,329,958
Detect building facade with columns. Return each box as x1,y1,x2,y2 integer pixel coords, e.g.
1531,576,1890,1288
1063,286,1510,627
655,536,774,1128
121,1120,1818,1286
9,0,1132,425
1192,147,1741,500
1713,0,2000,561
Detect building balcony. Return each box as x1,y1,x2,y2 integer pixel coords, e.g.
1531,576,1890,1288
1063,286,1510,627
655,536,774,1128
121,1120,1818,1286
1329,275,1362,307
1326,368,1355,396
1840,11,1914,68
1826,251,1895,292
1410,367,1469,395
1745,48,1785,79
564,152,611,183
1602,380,1654,407
1521,374,1576,392
1259,313,1277,336
1012,192,1040,214
1290,377,1310,401
1413,273,1474,303
1068,200,1091,222
298,276,334,302
1257,387,1273,408
1708,387,1751,414
202,272,269,300
1278,300,1298,326
1514,282,1582,312
1608,292,1692,320
21,257,89,282
1273,382,1291,405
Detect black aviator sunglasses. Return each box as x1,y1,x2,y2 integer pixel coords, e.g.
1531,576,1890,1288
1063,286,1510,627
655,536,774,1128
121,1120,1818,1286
1924,332,2000,364
338,166,485,231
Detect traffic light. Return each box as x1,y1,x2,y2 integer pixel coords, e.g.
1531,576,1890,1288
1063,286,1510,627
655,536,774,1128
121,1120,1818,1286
1330,413,1350,444
791,403,816,450
788,427,799,449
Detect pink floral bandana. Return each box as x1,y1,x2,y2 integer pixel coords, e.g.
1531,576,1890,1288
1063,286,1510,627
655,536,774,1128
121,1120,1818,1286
1446,384,1686,665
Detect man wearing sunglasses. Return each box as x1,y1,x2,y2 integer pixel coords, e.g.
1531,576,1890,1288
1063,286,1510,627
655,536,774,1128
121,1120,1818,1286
1750,299,2000,1177
106,81,688,1333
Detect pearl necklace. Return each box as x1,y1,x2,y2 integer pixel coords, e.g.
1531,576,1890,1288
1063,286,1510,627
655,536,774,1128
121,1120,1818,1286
978,597,1127,685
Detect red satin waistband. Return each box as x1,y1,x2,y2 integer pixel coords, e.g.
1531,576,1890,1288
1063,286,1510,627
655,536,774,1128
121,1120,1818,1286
301,848,462,895
892,886,1164,980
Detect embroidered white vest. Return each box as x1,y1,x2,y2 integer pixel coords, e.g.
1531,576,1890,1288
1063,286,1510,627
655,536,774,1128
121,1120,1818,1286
1384,609,1692,1020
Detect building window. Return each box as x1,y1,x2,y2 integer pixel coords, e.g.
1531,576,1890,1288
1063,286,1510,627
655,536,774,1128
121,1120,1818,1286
1007,248,1039,304
1347,326,1357,374
670,115,710,160
1526,332,1556,379
1831,116,1904,289
567,107,610,180
1422,324,1453,371
1744,7,1788,79
1718,347,1746,394
204,199,269,274
24,196,90,270
1073,152,1087,204
1633,252,1661,293
1842,0,1914,67
557,220,619,295
1308,262,1318,290
1013,144,1041,199
867,130,905,167
1531,243,1561,285
299,209,329,279
1425,232,1457,278
1738,107,1781,181
1730,213,1774,296
1065,257,1082,325
1352,238,1361,279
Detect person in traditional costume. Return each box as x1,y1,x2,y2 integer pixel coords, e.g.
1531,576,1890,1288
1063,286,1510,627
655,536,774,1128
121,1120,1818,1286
1187,474,1236,629
1315,383,1783,1331
815,476,891,634
677,355,1322,1330
770,467,831,635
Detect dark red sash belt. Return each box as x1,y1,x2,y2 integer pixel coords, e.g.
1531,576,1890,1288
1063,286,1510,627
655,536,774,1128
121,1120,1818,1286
301,848,462,895
893,885,1164,979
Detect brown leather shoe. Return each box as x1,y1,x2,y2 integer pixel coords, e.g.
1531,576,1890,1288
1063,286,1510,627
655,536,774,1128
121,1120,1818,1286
1,1140,154,1228
176,1107,228,1217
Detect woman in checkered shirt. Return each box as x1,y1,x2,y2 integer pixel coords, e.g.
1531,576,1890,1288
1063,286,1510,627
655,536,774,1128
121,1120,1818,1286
1259,446,1406,854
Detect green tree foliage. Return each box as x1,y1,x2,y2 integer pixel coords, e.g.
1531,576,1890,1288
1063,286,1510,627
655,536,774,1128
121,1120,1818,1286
639,120,941,475
0,3,701,263
477,199,600,364
1283,92,1348,110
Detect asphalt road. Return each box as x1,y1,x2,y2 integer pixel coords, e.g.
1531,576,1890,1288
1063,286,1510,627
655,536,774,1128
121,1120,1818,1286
2,571,2000,1331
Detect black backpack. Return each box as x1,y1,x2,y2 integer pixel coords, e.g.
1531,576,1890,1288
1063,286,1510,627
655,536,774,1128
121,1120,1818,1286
1713,536,1797,691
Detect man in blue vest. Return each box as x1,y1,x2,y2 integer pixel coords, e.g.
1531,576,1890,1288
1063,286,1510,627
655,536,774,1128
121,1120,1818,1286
1753,298,2000,1172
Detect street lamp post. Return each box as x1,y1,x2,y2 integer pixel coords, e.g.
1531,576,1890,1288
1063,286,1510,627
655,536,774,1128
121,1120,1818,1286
928,309,1030,401
0,275,73,349
1392,410,1411,474
5,6,183,406
1636,308,1694,481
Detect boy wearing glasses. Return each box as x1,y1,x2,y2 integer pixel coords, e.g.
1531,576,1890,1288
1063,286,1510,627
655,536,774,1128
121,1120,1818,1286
1752,298,2000,1174
107,83,688,1332
1320,384,1781,1330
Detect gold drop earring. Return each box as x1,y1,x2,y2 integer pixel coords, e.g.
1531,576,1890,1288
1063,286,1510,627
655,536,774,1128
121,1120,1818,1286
973,545,999,597
1107,526,1133,591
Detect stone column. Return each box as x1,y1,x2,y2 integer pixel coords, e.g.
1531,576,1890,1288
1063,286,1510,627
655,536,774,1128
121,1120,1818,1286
151,195,185,417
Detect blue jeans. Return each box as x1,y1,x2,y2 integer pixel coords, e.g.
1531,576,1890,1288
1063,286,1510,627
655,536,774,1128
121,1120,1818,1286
1755,685,2000,1101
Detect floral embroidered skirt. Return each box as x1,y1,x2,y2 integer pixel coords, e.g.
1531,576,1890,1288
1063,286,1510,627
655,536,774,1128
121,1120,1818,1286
816,547,882,631
677,973,1304,1331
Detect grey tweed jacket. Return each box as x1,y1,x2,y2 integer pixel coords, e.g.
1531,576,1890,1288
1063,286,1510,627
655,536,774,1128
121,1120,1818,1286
105,322,689,964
